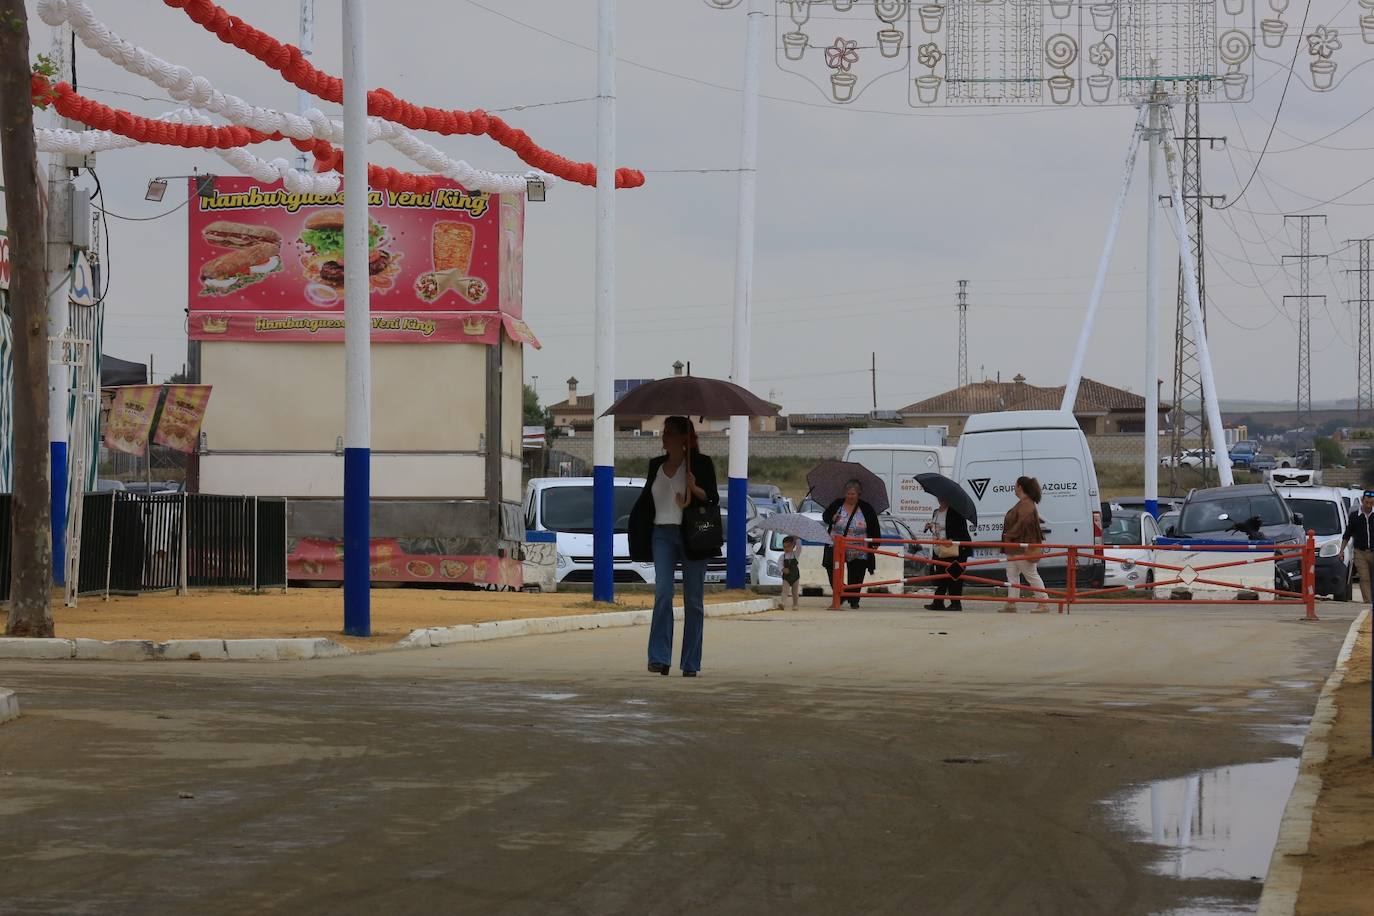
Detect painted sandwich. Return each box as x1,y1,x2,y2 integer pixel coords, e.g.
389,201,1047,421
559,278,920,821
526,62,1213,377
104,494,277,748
201,221,282,249
298,211,398,290
199,242,283,296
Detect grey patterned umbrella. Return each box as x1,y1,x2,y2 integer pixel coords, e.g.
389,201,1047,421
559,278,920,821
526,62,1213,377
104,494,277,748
753,513,832,544
806,460,889,515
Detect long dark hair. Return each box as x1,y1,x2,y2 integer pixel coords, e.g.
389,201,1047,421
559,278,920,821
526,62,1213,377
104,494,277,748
664,415,699,456
1016,475,1042,504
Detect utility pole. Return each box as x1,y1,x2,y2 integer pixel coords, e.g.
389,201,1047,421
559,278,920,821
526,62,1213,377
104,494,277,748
46,20,73,585
871,351,877,410
956,279,969,388
1167,85,1226,493
1283,214,1327,427
1347,238,1372,424
0,0,56,636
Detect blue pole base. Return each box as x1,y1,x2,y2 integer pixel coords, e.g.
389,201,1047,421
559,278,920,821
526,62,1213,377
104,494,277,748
51,441,68,586
727,475,747,590
343,447,371,637
593,464,615,604
1144,498,1159,519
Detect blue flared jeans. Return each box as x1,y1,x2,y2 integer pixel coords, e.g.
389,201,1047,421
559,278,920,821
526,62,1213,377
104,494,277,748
649,525,708,672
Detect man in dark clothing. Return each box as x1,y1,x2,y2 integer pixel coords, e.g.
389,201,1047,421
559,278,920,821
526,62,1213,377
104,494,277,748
1341,491,1374,603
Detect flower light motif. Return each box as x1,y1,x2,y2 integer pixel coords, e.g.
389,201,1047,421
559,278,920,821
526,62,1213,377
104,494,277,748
825,37,861,72
917,41,944,70
1089,41,1114,69
1306,24,1342,58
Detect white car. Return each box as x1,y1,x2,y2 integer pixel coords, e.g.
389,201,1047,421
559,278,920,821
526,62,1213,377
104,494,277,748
1101,508,1161,589
1278,485,1354,600
1160,448,1216,469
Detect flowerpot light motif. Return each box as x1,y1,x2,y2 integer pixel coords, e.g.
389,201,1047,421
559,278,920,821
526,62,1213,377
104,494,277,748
773,0,910,104
703,0,743,7
825,36,861,100
1086,39,1114,102
1044,32,1079,103
1305,25,1341,89
1218,29,1253,99
1089,3,1115,32
1049,0,1074,20
1223,0,1245,14
913,41,944,104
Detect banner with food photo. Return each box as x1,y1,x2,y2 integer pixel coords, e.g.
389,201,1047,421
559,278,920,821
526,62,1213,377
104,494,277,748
187,177,525,341
103,385,161,456
152,384,213,453
288,537,522,587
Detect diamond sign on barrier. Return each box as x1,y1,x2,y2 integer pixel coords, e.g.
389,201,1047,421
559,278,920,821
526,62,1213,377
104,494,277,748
1179,564,1199,586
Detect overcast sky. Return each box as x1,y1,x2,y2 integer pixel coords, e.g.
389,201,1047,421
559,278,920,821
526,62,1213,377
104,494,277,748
32,0,1374,413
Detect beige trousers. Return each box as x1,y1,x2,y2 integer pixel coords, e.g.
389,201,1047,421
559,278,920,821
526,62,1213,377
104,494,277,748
1007,558,1047,604
1354,549,1373,604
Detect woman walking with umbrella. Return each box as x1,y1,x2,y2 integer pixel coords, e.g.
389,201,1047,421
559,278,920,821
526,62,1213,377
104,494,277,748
822,479,882,609
628,416,720,676
914,473,979,612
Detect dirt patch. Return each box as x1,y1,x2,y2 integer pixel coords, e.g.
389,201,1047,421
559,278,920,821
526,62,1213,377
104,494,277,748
46,588,756,647
1297,613,1373,916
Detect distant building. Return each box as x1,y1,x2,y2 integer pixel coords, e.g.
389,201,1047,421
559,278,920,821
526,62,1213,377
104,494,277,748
898,374,1170,438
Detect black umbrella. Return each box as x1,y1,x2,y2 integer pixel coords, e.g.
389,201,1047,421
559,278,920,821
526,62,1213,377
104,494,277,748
600,374,778,418
914,473,978,527
806,460,889,515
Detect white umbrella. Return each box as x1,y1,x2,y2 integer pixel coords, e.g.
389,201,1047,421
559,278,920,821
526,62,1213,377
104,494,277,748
754,513,832,544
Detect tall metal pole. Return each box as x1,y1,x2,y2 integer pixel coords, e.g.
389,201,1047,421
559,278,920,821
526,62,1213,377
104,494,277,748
1144,93,1162,518
956,280,969,389
591,0,618,603
1062,105,1147,412
1283,215,1326,427
1163,132,1233,487
296,0,314,171
342,0,371,636
726,0,763,590
47,22,73,585
1348,238,1372,423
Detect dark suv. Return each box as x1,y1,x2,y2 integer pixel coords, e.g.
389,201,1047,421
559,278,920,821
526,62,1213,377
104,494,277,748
1165,484,1305,590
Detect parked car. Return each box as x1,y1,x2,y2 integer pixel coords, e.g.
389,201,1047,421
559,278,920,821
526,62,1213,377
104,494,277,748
1165,483,1304,591
1109,495,1183,514
1161,448,1217,469
1101,507,1162,589
1249,453,1278,472
523,477,653,584
1229,440,1260,469
93,479,126,492
1277,485,1353,600
747,483,790,515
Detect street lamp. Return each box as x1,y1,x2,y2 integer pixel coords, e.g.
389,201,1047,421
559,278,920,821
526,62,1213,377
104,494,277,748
146,174,218,202
526,177,546,202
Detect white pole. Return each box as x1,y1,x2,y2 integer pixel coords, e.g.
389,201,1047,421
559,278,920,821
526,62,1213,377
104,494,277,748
296,0,314,171
591,0,617,603
47,22,73,587
1061,105,1148,412
1144,94,1161,517
727,0,763,589
342,0,372,634
1162,126,1233,487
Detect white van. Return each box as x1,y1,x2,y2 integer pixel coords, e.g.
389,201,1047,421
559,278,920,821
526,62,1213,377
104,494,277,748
841,441,956,529
523,477,656,584
953,410,1105,587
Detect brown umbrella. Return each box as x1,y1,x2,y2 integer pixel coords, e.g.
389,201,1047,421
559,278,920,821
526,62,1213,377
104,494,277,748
600,374,778,418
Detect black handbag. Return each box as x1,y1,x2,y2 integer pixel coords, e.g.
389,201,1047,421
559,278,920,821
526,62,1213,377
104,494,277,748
681,499,725,555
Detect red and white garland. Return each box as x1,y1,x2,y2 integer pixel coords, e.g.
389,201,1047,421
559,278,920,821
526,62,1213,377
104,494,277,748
36,0,549,196
159,0,645,189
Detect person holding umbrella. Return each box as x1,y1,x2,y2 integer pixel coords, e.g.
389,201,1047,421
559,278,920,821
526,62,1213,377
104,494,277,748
925,499,972,611
628,416,719,676
822,479,882,609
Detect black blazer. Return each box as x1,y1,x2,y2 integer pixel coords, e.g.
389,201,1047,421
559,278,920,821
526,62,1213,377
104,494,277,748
940,508,974,561
822,498,882,573
628,452,720,563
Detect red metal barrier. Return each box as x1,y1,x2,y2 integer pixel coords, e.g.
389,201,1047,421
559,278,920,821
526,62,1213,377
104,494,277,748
826,533,1319,619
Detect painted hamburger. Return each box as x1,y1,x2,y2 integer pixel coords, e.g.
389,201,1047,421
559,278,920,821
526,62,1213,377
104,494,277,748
298,211,399,291
199,241,283,296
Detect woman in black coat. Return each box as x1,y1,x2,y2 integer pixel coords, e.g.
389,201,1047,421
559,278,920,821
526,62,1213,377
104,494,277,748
821,479,882,609
628,416,719,677
925,499,972,611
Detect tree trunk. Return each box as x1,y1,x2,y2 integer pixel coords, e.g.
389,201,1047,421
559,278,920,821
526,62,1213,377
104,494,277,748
0,1,54,637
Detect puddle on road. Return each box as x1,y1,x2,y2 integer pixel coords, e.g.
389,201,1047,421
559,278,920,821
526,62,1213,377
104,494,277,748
527,693,579,701
1107,757,1298,908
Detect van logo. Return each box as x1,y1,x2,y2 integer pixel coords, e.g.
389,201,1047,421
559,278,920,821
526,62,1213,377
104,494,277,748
967,478,991,501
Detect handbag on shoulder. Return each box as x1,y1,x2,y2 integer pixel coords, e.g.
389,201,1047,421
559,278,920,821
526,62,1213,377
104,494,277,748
681,498,725,555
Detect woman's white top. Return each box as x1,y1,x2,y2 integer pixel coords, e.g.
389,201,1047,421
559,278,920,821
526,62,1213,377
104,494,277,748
931,507,947,538
653,461,686,525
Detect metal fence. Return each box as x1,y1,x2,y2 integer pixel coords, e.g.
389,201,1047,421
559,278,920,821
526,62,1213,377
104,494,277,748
0,492,287,600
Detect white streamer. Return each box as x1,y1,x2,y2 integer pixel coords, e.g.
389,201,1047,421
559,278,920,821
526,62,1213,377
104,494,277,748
37,0,548,196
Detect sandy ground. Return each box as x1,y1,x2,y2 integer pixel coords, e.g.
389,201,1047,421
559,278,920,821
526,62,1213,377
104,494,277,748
1297,612,1373,916
44,588,755,647
0,603,1359,915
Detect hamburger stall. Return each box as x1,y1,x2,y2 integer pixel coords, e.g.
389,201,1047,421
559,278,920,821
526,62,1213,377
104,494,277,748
188,178,536,587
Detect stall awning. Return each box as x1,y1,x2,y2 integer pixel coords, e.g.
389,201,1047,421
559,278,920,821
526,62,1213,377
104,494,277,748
101,354,148,387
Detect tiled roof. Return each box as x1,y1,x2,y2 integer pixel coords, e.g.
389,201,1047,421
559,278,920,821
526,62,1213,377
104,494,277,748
900,376,1169,416
549,393,597,414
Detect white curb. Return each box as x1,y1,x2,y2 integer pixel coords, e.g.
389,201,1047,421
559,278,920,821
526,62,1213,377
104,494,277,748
0,688,19,725
1258,608,1370,916
394,599,776,650
0,599,777,662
